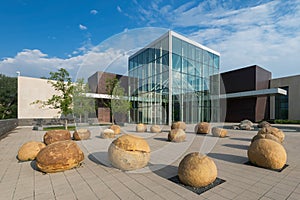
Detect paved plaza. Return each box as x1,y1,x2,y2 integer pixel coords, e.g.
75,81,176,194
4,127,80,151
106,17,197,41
0,124,300,200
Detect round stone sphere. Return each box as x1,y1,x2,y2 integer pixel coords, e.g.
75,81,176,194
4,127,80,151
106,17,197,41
150,125,162,133
136,123,147,132
248,139,287,170
108,134,150,171
258,127,285,143
171,121,186,130
110,125,121,134
212,127,227,138
168,129,186,142
178,152,217,187
195,122,211,134
36,140,84,173
257,121,271,128
251,133,280,143
17,141,46,161
73,129,91,140
43,130,71,145
101,129,116,139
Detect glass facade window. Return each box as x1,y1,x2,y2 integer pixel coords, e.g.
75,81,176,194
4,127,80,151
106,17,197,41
275,86,289,119
128,31,220,125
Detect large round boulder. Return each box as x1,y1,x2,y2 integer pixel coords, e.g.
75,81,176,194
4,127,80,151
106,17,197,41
101,129,116,139
43,130,71,145
195,122,211,134
136,123,147,132
178,152,217,187
150,125,162,133
108,134,150,171
258,127,285,143
36,140,84,173
73,129,91,140
110,125,121,135
251,133,280,143
17,141,46,161
168,129,186,142
257,121,271,128
171,121,186,130
211,127,227,138
239,119,254,130
248,139,287,170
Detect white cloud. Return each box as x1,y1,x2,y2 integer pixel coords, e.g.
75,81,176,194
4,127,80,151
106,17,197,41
0,28,168,81
79,24,87,30
117,6,122,13
130,0,300,78
90,9,98,15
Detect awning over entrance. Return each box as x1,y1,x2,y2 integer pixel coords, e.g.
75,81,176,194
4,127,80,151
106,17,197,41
219,88,287,99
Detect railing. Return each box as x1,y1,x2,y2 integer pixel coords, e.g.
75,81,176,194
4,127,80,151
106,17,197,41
0,119,18,139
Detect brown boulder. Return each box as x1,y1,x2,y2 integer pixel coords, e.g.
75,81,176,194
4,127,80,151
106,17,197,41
257,121,271,128
171,121,186,130
248,139,287,170
101,129,116,139
108,134,150,171
168,129,186,142
36,140,84,173
43,130,71,145
73,129,91,140
150,125,162,133
110,125,121,134
178,152,217,187
258,127,285,143
212,127,227,138
195,122,210,134
17,141,46,161
136,123,147,132
251,133,280,143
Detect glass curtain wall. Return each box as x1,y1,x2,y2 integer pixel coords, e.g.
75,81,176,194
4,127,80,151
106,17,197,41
171,35,220,123
128,31,220,124
128,35,169,124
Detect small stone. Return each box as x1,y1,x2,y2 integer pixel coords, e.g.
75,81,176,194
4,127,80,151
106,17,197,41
101,129,116,139
178,152,217,187
73,129,91,140
150,125,162,133
171,121,186,130
248,139,287,170
211,127,227,138
136,123,147,132
17,141,46,161
195,122,211,134
43,130,71,145
239,119,254,130
168,129,186,142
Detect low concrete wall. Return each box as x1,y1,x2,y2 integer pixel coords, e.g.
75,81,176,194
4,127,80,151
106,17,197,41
0,119,18,139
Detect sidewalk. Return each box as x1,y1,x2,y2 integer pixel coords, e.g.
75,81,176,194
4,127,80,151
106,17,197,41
0,124,299,199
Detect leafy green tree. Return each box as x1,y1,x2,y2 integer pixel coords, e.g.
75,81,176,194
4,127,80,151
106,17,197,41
32,68,74,129
103,78,131,124
73,78,95,123
0,74,17,119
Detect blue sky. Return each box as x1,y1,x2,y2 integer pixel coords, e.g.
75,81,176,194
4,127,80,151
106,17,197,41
0,0,299,79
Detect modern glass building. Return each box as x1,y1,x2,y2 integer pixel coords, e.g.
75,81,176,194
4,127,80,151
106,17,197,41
128,31,220,125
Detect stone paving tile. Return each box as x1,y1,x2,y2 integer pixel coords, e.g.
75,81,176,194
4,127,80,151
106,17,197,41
1,125,300,200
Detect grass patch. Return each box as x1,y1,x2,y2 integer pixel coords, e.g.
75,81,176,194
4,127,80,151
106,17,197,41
43,126,76,131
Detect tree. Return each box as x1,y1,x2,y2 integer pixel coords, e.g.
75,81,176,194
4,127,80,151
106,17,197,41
32,68,74,129
103,78,131,124
73,78,95,123
0,74,17,119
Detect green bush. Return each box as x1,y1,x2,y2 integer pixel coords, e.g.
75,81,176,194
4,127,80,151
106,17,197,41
274,119,300,124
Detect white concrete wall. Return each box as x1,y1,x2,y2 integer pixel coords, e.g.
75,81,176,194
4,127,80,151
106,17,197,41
18,76,61,119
